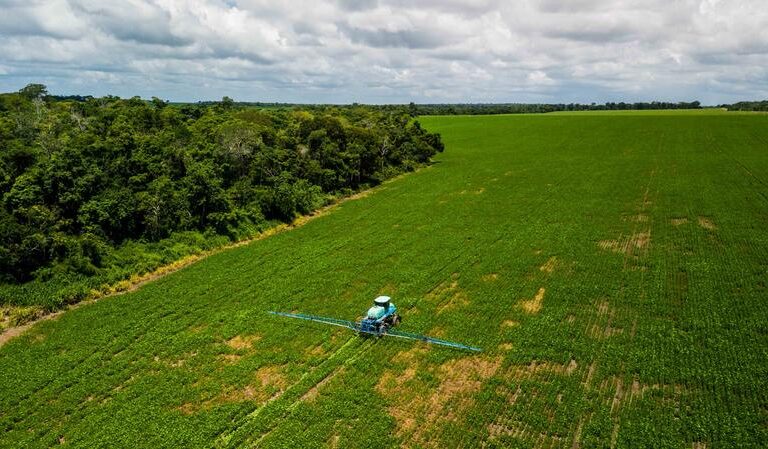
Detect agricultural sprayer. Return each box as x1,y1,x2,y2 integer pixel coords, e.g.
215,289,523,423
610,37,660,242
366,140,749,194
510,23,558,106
269,296,481,352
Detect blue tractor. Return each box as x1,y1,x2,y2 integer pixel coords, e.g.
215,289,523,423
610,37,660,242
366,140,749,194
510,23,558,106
358,296,401,334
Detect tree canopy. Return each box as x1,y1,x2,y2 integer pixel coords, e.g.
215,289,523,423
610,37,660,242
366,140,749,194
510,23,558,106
0,85,443,311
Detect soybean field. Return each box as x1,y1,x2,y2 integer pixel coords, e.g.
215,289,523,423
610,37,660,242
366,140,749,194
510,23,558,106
1,110,767,448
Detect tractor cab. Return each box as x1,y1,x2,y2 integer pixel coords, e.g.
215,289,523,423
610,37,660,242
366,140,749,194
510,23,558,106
359,296,400,334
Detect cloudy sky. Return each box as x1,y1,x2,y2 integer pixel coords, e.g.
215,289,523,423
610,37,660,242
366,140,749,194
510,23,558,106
1,0,766,104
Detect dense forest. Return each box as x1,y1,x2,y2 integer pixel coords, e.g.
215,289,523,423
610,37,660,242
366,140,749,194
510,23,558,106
0,84,443,319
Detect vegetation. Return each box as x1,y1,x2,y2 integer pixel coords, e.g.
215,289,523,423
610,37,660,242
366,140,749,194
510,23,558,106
399,101,703,116
0,85,443,314
1,110,766,447
165,100,707,116
721,100,768,111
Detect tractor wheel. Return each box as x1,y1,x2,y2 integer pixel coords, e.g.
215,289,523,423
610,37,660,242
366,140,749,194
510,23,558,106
393,315,402,326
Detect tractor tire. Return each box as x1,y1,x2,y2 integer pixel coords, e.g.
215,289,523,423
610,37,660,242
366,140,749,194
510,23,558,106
393,315,402,326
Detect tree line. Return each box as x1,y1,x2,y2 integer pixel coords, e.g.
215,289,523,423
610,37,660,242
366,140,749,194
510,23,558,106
0,84,443,312
396,101,703,116
720,101,768,111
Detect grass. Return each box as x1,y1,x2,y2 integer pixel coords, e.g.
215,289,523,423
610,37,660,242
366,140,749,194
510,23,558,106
1,110,767,448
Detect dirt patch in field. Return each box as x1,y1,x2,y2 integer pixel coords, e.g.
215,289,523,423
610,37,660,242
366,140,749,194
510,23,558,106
589,300,622,338
428,326,447,338
632,232,651,249
474,187,485,194
596,299,611,317
378,283,398,297
597,375,686,413
588,324,624,339
304,344,327,358
375,348,425,432
583,362,597,388
518,288,546,314
226,334,261,350
623,214,649,223
420,356,502,441
499,343,513,351
377,350,501,447
247,365,287,391
488,360,579,444
154,351,198,369
502,320,519,328
571,415,588,449
482,273,499,282
188,323,207,334
488,421,564,446
495,385,522,407
179,365,287,415
598,231,650,256
539,257,558,273
504,359,578,381
670,217,688,226
697,217,717,230
375,347,425,395
219,354,242,364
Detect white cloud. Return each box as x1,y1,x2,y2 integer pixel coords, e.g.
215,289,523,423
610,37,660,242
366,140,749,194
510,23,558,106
0,0,766,103
528,70,554,86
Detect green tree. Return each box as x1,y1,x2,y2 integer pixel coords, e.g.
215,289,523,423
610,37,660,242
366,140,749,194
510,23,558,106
19,83,48,100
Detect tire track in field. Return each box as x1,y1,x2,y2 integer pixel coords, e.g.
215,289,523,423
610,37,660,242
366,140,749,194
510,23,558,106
568,145,660,449
246,339,376,448
707,132,768,205
211,336,374,448
608,157,659,449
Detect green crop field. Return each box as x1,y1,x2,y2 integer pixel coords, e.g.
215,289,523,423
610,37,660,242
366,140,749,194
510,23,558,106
1,110,767,448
